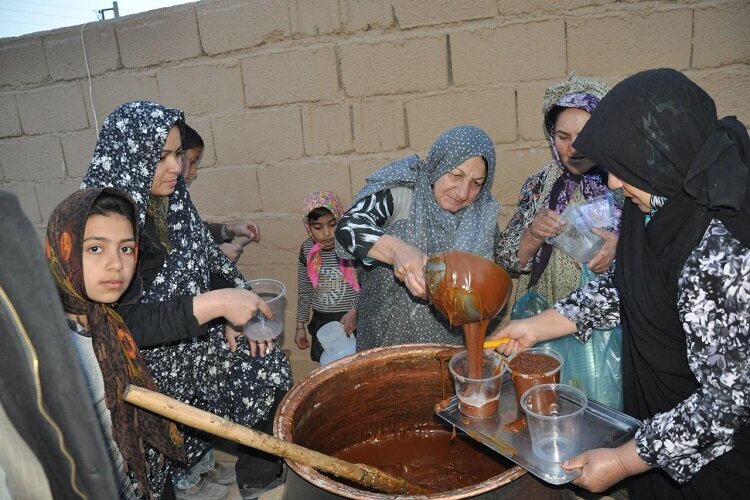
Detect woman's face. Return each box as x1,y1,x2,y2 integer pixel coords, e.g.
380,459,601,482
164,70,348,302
433,156,487,213
181,145,203,187
82,212,136,305
608,173,652,213
151,126,183,196
554,108,596,176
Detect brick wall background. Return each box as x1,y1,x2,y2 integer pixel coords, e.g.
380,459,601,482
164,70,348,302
1,0,748,379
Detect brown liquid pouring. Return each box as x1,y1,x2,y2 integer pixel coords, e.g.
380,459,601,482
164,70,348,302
425,251,512,382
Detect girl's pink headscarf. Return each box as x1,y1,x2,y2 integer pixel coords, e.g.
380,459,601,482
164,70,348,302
303,190,360,292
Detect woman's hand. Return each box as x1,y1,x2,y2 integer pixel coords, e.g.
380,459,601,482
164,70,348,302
489,308,579,356
224,324,245,352
226,220,261,243
340,308,357,335
391,242,428,298
488,319,540,356
529,208,563,241
563,440,650,493
295,327,310,350
246,339,274,358
220,242,243,263
193,288,272,327
587,228,618,274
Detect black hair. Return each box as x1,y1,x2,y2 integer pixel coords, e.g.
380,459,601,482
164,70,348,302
307,206,333,222
90,192,136,230
545,105,566,134
183,124,204,150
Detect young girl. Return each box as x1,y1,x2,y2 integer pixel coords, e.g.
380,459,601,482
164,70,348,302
46,188,191,499
295,190,360,362
82,101,292,498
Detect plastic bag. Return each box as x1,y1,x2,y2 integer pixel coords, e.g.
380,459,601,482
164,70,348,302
547,193,616,262
511,289,550,320
536,265,623,409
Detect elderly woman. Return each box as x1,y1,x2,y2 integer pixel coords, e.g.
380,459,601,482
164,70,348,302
496,73,620,301
82,101,292,498
491,69,750,497
495,74,623,408
336,125,500,350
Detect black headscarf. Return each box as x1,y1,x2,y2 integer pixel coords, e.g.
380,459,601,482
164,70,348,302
574,68,750,497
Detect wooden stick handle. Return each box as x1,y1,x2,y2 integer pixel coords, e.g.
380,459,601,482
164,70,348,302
123,385,425,495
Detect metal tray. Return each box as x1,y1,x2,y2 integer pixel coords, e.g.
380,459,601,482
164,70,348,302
435,375,641,485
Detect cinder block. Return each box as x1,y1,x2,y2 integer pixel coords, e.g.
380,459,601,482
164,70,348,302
690,67,750,126
36,180,81,224
241,46,339,106
303,104,353,156
493,144,551,207
517,80,555,142
83,73,160,127
451,21,566,86
339,36,448,97
568,10,692,74
405,88,516,151
257,158,352,212
497,0,611,16
353,99,405,153
241,215,305,266
0,135,64,181
0,37,48,86
196,0,291,55
1,183,42,224
693,3,750,69
188,164,261,218
44,22,119,81
158,62,244,115
341,0,393,33
292,0,341,35
17,83,89,135
116,5,202,68
61,129,97,178
212,109,304,165
392,0,496,29
183,117,216,168
0,94,21,138
348,154,402,198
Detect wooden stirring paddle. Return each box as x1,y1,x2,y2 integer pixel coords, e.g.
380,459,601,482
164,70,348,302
123,385,427,496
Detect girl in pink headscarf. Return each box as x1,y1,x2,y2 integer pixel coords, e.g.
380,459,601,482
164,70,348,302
295,190,360,362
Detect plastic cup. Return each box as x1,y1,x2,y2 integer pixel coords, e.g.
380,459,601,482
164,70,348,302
242,279,285,342
508,347,564,407
448,350,506,418
520,383,587,462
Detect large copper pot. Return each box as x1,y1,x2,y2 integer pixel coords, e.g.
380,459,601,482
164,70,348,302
275,344,559,499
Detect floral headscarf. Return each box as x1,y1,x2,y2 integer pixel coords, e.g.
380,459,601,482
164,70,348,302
351,125,499,258
302,190,359,291
45,188,185,498
81,101,292,439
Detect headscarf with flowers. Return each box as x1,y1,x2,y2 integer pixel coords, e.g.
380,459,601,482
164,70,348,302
46,187,185,498
81,101,291,437
303,190,359,292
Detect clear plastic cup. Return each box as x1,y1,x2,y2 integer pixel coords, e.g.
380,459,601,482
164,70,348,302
448,350,507,418
520,383,587,462
242,279,285,342
508,347,564,407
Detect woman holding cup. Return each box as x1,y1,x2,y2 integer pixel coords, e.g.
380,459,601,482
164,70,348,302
491,69,750,497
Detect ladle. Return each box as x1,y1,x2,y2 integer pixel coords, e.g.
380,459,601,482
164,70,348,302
123,385,427,495
424,250,512,326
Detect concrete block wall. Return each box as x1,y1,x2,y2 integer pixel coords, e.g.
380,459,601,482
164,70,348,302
1,0,748,380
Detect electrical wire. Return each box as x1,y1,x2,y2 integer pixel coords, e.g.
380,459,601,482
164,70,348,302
80,22,98,132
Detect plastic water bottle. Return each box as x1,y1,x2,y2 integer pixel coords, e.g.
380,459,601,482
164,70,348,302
318,321,356,366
